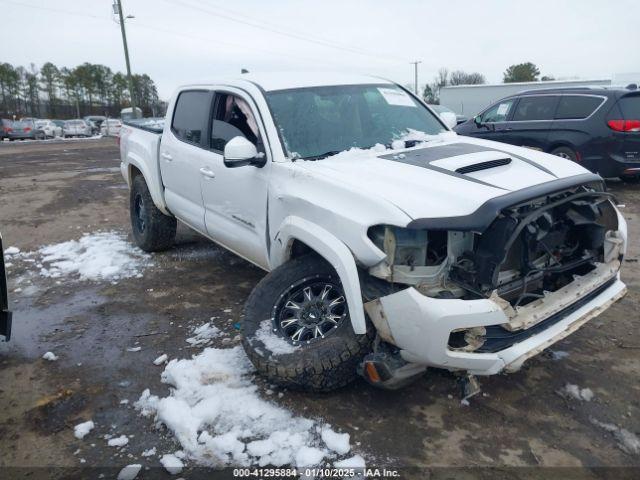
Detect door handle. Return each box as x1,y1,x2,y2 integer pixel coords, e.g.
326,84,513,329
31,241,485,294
199,167,215,178
161,152,173,161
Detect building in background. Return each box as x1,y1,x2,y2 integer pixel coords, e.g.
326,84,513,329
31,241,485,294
440,79,612,117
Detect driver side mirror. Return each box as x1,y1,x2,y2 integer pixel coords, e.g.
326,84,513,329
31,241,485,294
223,136,265,168
473,115,483,127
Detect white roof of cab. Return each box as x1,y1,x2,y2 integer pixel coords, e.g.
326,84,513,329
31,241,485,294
187,72,395,92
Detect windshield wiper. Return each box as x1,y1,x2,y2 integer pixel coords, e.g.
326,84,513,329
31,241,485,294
302,150,342,161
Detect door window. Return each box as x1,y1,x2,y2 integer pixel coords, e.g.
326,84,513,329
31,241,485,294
211,94,260,152
481,99,514,123
512,96,558,121
171,90,211,145
555,95,604,119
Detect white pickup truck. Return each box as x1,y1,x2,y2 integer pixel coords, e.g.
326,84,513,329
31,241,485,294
120,72,627,392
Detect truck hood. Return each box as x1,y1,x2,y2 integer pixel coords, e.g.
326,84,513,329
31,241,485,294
297,136,594,222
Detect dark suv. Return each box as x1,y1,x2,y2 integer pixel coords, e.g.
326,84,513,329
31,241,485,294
455,86,640,181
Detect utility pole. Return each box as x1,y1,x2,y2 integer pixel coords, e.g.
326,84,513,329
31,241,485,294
114,0,137,118
410,61,422,95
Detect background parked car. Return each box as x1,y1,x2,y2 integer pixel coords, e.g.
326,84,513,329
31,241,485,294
100,118,122,136
51,119,66,130
4,120,46,140
455,86,640,181
84,116,106,135
63,119,92,138
1,119,13,140
35,119,62,138
428,104,467,124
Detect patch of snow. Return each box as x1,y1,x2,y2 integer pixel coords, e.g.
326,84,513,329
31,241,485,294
561,384,594,401
334,454,366,469
591,418,640,454
141,447,156,457
117,464,142,480
550,350,570,360
127,346,142,352
135,345,357,468
153,354,168,365
186,323,221,347
42,351,58,361
295,446,326,467
254,320,299,355
74,420,95,439
38,231,151,282
160,453,184,474
4,246,20,255
108,435,129,447
321,426,350,455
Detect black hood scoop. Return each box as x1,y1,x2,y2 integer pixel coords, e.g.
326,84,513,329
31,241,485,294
456,158,511,174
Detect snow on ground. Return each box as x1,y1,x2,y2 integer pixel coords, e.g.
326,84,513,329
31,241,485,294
108,435,129,447
135,345,362,469
37,231,151,282
42,351,58,361
160,453,184,474
153,354,168,365
73,420,95,439
186,322,222,347
141,447,156,457
591,418,640,455
4,246,20,255
254,320,299,355
117,464,142,480
561,384,594,401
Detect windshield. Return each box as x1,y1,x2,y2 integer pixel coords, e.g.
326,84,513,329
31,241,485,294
266,83,446,159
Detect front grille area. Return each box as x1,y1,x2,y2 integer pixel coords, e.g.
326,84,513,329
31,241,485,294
455,157,511,174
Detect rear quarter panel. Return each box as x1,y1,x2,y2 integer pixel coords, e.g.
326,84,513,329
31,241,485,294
119,125,169,214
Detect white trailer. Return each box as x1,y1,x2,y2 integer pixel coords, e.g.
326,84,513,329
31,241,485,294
440,79,611,117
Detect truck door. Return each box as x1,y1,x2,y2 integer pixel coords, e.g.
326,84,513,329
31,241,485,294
199,90,271,269
159,90,213,234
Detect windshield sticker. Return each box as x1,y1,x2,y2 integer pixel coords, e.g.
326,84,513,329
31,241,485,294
497,103,511,115
377,87,416,107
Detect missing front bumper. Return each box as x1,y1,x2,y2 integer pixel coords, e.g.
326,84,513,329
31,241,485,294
364,271,626,375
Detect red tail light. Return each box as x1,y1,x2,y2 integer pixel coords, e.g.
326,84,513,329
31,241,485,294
3,127,11,133
24,127,31,132
608,119,640,132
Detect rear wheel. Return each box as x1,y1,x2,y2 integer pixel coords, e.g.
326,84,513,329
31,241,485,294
550,146,577,162
130,174,176,252
242,255,374,392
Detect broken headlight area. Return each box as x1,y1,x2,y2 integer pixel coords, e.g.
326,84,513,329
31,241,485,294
367,182,623,334
449,184,621,307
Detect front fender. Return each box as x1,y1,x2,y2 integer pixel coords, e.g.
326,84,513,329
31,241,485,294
271,216,367,335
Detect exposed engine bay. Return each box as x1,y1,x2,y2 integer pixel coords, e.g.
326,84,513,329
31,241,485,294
367,182,623,307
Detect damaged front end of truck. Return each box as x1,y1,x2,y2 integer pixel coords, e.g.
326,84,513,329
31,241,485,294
360,176,627,389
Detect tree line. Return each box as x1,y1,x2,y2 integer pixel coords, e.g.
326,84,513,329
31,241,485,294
423,62,553,104
0,61,165,119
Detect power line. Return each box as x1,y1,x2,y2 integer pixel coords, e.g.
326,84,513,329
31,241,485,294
1,0,360,70
163,0,407,64
185,0,407,62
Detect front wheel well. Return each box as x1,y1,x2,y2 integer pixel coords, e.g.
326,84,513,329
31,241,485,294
129,164,143,183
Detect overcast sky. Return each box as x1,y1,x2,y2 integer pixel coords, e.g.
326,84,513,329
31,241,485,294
5,0,640,98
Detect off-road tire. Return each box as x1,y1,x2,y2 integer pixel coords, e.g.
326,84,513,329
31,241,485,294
242,255,374,392
550,146,577,162
130,174,176,252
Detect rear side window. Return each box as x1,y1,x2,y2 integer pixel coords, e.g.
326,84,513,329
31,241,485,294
617,95,640,119
555,95,604,119
172,90,211,145
512,96,558,121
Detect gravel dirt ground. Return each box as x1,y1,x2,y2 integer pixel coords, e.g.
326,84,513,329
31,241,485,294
0,138,638,479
